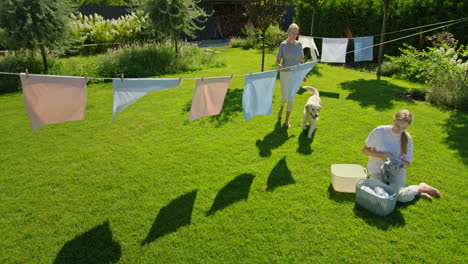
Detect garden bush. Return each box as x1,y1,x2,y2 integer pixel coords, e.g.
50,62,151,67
95,41,225,78
386,43,467,109
0,54,52,93
425,47,468,110
264,24,287,52
230,23,286,52
68,11,158,55
230,23,260,50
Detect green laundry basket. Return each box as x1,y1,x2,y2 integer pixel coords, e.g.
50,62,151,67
355,178,397,216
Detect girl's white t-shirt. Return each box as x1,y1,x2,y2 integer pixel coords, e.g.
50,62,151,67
365,125,413,176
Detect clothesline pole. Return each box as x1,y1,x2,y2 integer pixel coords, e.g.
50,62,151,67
377,0,390,81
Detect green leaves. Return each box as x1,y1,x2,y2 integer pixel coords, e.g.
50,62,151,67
143,0,211,40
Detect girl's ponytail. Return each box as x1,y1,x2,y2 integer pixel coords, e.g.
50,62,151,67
394,109,413,155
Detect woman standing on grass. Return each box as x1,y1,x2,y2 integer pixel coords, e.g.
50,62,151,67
276,23,305,128
362,109,442,201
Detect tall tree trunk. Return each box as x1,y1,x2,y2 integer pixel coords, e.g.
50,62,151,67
376,0,389,80
174,35,179,57
310,9,315,35
418,29,424,50
261,31,265,72
40,45,48,74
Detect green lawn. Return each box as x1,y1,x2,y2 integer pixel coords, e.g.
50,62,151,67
0,47,467,263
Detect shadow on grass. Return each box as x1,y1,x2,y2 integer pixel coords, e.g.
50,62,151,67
141,190,197,245
53,221,121,264
320,91,340,99
182,88,243,127
297,127,316,155
327,184,355,203
444,110,468,165
266,157,295,191
256,119,295,157
207,173,255,216
339,79,415,111
353,203,406,230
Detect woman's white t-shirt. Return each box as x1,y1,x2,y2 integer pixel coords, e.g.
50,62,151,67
365,125,413,176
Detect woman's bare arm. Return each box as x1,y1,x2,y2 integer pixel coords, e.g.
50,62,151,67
362,145,391,160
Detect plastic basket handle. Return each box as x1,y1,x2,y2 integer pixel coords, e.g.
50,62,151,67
356,178,366,186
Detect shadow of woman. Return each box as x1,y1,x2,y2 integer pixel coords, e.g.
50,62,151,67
256,119,295,157
141,190,197,245
54,221,121,264
207,173,255,216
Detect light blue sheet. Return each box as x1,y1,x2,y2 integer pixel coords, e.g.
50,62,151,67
287,61,317,101
242,70,278,121
112,78,181,121
354,36,374,62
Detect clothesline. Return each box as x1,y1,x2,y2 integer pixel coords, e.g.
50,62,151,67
308,17,468,39
345,19,468,54
19,62,317,132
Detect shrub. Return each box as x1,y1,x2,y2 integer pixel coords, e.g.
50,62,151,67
379,61,399,76
230,23,261,50
0,54,42,93
427,31,457,48
387,43,467,109
386,44,433,83
68,11,158,55
230,37,257,50
95,41,224,78
425,46,468,110
0,53,63,93
230,23,286,52
264,24,287,52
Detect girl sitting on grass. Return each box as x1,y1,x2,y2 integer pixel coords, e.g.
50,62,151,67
362,109,441,201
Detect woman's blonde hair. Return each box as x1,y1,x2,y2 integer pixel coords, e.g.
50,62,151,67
287,23,300,32
394,109,413,154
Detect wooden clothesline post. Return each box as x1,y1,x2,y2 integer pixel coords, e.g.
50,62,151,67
377,0,390,80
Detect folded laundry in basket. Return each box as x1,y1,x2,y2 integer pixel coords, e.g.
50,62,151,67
360,185,395,199
375,186,390,198
360,186,378,196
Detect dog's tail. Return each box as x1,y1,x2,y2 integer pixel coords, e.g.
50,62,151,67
302,86,319,96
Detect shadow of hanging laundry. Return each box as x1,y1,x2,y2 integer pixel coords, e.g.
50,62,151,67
266,157,295,191
207,173,255,216
256,119,295,157
141,190,197,245
53,221,121,264
182,88,243,127
208,88,243,127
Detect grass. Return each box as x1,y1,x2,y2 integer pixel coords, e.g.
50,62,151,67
0,47,467,263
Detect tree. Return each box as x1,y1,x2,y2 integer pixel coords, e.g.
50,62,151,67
0,0,73,73
243,0,292,71
142,0,211,55
70,0,142,5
